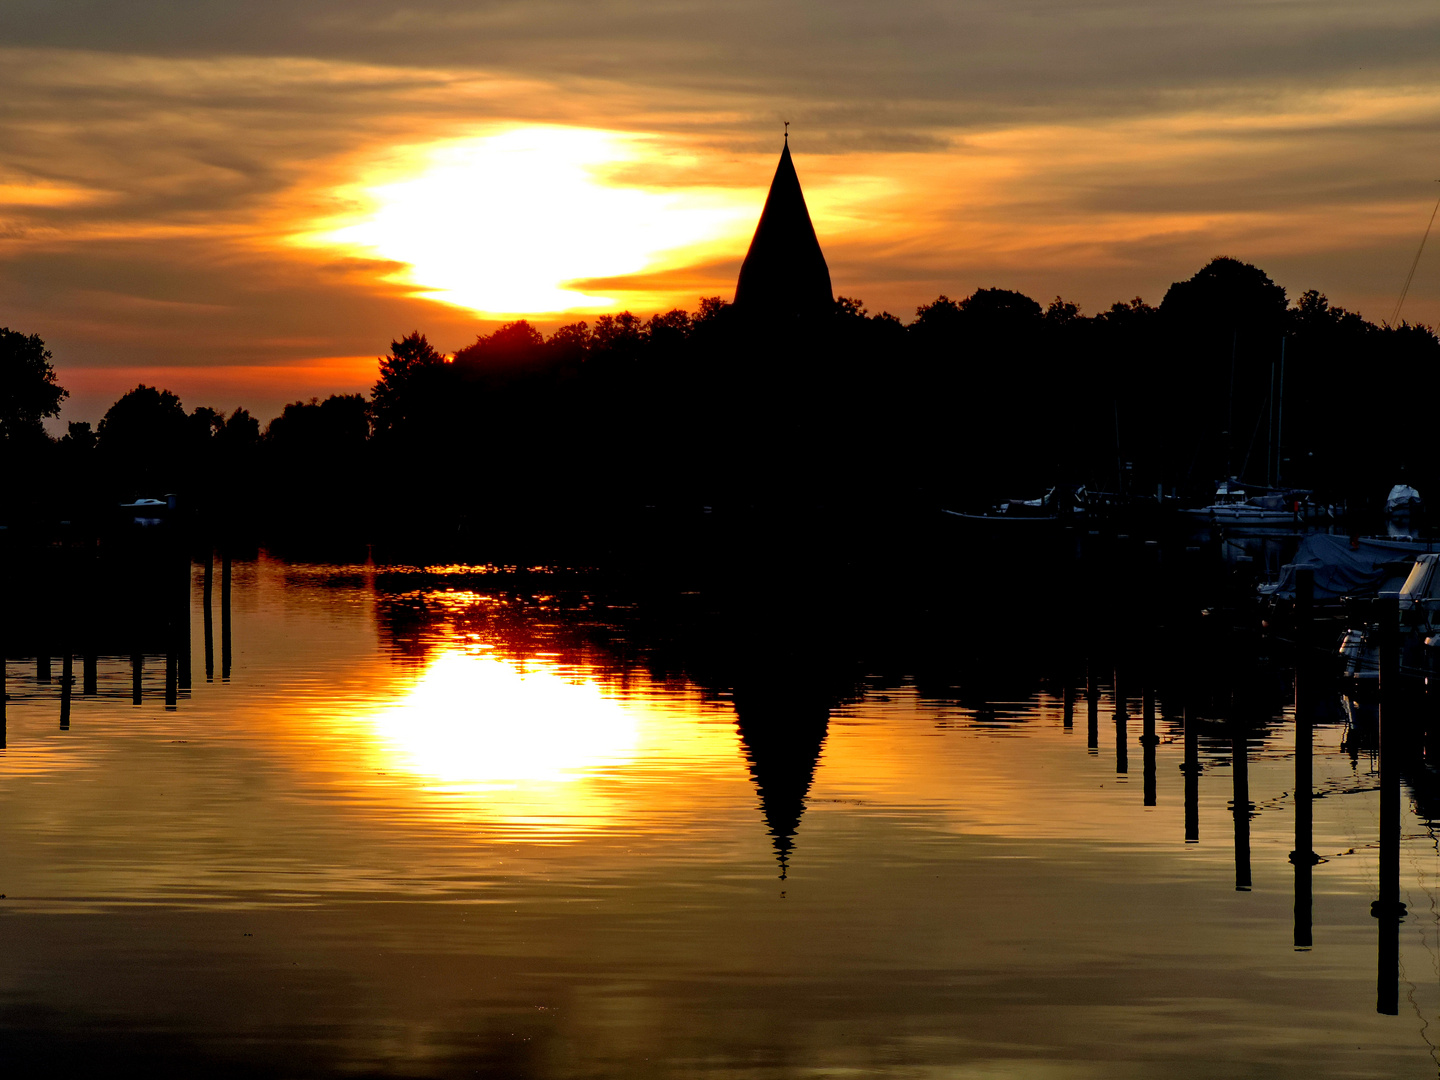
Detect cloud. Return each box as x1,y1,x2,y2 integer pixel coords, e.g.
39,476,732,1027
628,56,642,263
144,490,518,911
3,2,1440,420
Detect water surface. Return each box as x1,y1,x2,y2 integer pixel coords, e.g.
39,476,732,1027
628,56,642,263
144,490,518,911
1,552,1437,1077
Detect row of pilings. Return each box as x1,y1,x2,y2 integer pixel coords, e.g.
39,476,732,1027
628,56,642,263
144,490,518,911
1068,561,1419,1018
0,523,236,743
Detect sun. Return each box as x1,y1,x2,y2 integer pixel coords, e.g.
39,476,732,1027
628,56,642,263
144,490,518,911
305,126,752,317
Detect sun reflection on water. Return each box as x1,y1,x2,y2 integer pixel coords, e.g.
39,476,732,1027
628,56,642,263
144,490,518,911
368,648,639,789
338,635,751,843
368,649,640,791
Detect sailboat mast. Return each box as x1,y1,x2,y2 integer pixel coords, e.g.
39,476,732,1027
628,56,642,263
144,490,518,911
1275,335,1286,488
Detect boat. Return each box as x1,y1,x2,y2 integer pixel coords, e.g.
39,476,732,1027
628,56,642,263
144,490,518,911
118,495,174,527
941,486,1085,526
1259,534,1434,604
1333,551,1440,689
1183,479,1330,529
1385,483,1422,518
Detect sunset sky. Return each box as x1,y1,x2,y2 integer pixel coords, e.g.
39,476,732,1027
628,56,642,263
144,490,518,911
4,1,1440,425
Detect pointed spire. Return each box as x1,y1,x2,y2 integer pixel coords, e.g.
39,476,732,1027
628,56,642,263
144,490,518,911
734,134,833,318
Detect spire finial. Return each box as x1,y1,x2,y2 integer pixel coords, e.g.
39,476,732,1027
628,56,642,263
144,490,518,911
784,121,789,141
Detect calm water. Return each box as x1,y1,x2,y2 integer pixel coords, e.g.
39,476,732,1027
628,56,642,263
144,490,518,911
2,551,1439,1077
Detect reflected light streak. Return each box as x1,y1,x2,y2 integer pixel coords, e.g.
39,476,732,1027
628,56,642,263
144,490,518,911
368,650,640,792
306,126,753,316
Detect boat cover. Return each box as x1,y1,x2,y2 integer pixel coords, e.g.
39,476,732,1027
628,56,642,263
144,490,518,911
1387,484,1422,513
1260,534,1425,601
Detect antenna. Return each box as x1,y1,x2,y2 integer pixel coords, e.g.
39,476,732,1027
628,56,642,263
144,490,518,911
1391,180,1440,326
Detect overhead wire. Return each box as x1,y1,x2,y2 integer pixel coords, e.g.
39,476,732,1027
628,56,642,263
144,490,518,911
1391,182,1440,327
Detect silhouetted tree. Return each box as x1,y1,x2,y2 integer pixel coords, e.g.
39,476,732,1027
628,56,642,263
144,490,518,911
0,327,66,443
218,407,260,452
60,420,96,453
371,331,448,439
96,385,189,494
452,320,546,376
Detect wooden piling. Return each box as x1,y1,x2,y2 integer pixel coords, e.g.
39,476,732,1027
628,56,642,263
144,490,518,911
131,654,142,706
1140,680,1158,807
37,655,50,683
165,649,177,711
1292,607,1316,948
1232,721,1251,891
1086,662,1099,752
1373,595,1404,1014
203,549,214,683
177,548,191,693
221,551,232,682
1182,705,1199,843
60,653,72,730
83,653,97,696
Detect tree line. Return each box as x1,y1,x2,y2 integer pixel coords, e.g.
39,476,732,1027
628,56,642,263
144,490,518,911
2,256,1436,539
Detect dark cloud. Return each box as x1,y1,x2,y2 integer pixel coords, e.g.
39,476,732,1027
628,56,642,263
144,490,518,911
4,2,1439,133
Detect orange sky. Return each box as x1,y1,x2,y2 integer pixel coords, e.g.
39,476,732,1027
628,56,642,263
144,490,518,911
4,4,1440,425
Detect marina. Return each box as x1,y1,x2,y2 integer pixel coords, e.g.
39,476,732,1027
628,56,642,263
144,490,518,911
1,534,1439,1075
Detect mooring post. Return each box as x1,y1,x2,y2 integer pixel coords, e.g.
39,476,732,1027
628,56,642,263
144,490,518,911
1141,678,1158,807
177,546,191,693
37,654,50,683
1086,661,1099,752
1114,662,1128,774
1182,704,1200,843
1294,566,1314,644
1373,595,1404,1015
83,652,97,697
1115,704,1129,776
1292,570,1317,948
60,653,73,730
131,654,142,706
203,548,214,683
1062,677,1074,731
221,550,232,682
1232,718,1251,891
164,649,177,711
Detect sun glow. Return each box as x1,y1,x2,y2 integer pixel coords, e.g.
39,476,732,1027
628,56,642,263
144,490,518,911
342,645,745,838
308,126,753,317
368,650,641,791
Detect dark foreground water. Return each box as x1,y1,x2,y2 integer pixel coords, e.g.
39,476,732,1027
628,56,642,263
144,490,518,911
2,551,1439,1078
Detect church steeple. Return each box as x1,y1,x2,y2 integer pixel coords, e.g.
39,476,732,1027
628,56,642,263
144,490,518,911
733,134,834,318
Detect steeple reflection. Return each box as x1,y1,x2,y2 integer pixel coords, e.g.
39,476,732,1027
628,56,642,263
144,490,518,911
732,685,832,880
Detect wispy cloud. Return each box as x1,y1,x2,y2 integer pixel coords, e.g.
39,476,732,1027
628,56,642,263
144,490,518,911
2,1,1439,421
